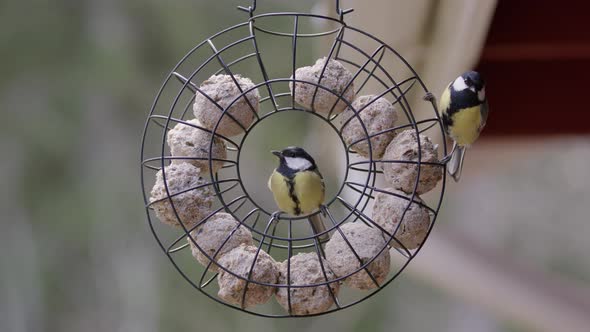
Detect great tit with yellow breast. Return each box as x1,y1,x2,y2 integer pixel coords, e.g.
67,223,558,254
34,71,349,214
268,147,328,241
437,71,489,181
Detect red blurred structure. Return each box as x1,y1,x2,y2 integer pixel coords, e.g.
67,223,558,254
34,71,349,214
477,0,590,135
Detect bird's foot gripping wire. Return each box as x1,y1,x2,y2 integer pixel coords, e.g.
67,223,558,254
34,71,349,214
440,153,452,164
270,211,283,221
423,91,436,102
440,142,457,164
320,205,328,218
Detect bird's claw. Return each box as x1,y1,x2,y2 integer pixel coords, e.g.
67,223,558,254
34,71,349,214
440,154,452,164
423,92,436,102
319,205,328,218
270,211,283,221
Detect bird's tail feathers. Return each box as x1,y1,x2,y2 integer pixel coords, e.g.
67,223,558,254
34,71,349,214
447,143,466,182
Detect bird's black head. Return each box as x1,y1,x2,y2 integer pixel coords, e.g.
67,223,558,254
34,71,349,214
452,70,486,103
462,71,485,91
271,146,317,172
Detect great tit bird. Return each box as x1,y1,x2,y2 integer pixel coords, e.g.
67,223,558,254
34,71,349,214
438,71,489,181
268,147,328,241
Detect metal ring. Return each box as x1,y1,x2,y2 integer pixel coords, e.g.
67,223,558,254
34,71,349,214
140,10,447,318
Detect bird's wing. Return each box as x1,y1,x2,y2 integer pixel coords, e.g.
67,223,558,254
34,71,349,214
479,100,489,131
267,171,273,191
314,169,325,193
439,83,452,115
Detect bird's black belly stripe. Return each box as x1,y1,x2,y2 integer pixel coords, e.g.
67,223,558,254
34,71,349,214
285,177,301,216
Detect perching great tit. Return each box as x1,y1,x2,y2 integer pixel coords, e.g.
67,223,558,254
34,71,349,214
268,147,328,241
438,71,489,181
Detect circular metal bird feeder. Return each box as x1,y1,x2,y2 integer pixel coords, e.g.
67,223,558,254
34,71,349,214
140,0,447,318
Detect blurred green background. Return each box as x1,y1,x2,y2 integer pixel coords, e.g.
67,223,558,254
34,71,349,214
2,1,590,332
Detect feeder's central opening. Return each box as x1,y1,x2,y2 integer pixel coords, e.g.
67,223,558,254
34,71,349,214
238,110,347,216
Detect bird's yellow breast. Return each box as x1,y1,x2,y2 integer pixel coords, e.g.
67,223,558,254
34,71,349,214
268,170,296,215
268,170,324,215
293,171,325,214
449,105,483,146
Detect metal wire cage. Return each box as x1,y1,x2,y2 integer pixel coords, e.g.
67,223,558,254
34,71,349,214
140,0,447,318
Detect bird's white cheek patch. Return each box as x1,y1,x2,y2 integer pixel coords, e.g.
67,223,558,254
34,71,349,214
285,157,312,171
478,88,486,102
452,77,468,91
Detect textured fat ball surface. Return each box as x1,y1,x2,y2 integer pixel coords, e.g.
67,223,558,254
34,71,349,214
217,244,279,308
149,163,214,228
340,95,399,158
275,253,340,315
166,118,227,173
290,57,355,114
371,188,431,250
325,222,391,290
188,212,253,272
193,74,260,137
381,130,443,195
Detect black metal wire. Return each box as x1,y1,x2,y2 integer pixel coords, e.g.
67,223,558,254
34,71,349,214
140,1,447,318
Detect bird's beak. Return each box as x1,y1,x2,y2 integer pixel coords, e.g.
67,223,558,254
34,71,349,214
271,150,282,158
